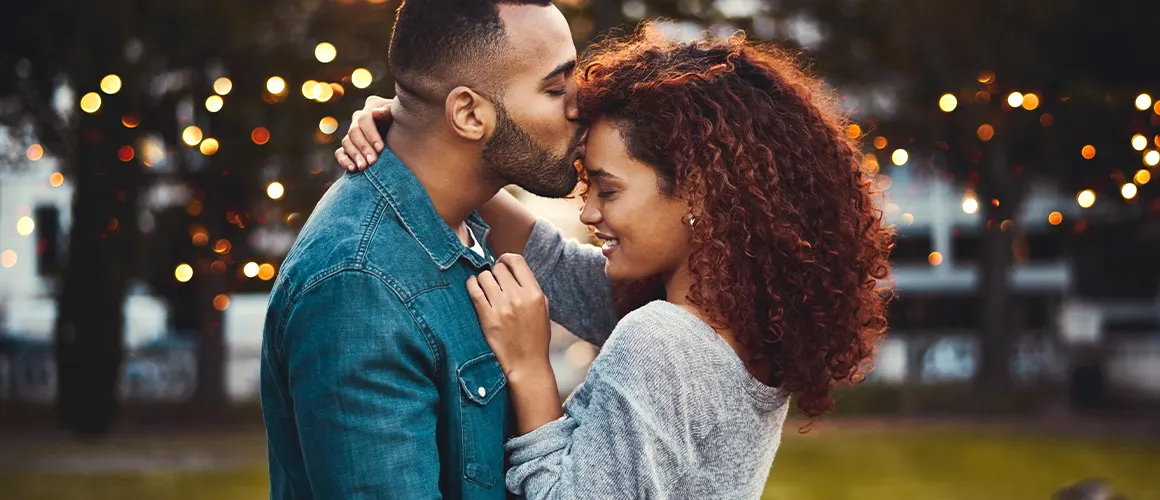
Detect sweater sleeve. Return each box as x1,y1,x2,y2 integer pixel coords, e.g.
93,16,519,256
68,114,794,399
503,304,706,499
521,218,617,347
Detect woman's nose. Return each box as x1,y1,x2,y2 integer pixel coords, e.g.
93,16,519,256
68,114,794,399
579,199,601,226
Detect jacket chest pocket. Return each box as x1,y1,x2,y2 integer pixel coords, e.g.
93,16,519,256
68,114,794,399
458,352,508,489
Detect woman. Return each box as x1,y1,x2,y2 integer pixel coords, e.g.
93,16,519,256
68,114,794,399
340,25,892,499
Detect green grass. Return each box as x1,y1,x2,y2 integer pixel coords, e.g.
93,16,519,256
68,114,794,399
3,426,1158,500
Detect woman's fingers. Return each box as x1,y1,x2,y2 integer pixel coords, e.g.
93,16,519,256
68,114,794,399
346,122,376,167
476,270,503,303
491,262,518,292
341,136,366,170
466,276,490,310
335,147,357,172
496,254,541,293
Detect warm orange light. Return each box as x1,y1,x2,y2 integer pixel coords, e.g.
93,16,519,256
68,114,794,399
1048,211,1063,225
118,145,135,162
873,136,887,150
49,172,64,187
928,252,943,266
122,114,140,128
252,127,270,145
213,294,231,311
1135,169,1152,185
846,124,862,139
258,263,276,281
1081,145,1095,160
977,124,995,141
214,239,232,254
26,144,44,161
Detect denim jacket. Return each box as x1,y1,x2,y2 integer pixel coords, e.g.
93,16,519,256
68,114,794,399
261,148,511,499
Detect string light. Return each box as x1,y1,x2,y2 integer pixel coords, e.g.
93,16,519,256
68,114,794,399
315,42,337,63
352,68,373,89
118,145,135,162
214,294,231,311
873,136,887,150
267,182,285,199
258,263,276,281
1007,92,1023,108
846,124,862,139
1048,211,1063,225
1081,145,1095,159
1132,134,1148,151
1136,169,1152,185
100,74,122,94
1077,189,1096,208
49,172,64,187
928,252,943,266
316,83,334,102
26,144,44,161
962,196,979,214
1121,183,1137,200
213,77,233,95
1145,150,1160,167
243,262,260,278
183,126,204,146
1136,93,1153,111
891,149,908,166
206,95,224,113
251,127,270,145
200,138,219,155
1,250,16,268
16,216,35,236
319,117,339,135
267,76,287,94
1021,93,1040,110
175,263,194,282
80,92,102,113
939,93,957,112
977,124,995,141
302,80,320,99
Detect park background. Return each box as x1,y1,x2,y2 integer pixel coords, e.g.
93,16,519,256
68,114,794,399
1,0,1159,498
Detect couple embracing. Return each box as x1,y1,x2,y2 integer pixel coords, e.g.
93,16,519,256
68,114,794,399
260,0,892,498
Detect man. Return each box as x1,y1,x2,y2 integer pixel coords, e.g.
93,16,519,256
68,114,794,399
260,0,584,498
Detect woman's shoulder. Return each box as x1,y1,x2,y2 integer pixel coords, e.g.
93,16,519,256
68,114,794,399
599,301,718,368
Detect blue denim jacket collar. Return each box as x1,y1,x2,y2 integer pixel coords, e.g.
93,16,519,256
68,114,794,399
363,147,492,270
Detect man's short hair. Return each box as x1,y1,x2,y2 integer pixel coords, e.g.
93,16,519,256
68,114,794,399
389,0,554,101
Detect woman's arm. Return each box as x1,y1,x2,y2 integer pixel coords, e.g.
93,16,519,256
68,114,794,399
503,307,704,499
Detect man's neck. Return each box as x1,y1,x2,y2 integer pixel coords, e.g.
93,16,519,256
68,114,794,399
385,125,502,236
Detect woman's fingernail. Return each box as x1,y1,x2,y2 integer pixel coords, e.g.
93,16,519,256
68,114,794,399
366,154,375,164
374,142,383,152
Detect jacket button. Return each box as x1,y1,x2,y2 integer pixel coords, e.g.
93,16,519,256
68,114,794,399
477,387,487,398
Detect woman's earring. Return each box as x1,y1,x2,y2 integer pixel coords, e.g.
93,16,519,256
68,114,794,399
684,214,697,227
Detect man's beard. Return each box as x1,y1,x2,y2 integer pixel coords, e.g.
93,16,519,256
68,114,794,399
482,103,582,199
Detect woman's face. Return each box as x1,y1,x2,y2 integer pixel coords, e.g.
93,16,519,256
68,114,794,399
579,118,693,282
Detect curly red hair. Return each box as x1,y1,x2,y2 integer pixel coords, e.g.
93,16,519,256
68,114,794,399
577,24,893,421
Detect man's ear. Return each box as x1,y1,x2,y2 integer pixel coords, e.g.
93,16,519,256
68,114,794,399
445,86,496,142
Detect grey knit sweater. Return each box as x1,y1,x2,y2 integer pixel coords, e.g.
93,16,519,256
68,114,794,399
509,219,790,499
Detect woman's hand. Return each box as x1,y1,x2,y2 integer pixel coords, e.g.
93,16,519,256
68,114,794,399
335,95,393,172
467,254,562,434
466,254,554,381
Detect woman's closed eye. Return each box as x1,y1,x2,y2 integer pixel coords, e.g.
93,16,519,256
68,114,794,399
596,189,618,200
546,88,567,97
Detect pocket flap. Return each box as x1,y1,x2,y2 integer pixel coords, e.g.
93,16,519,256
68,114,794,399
457,352,507,406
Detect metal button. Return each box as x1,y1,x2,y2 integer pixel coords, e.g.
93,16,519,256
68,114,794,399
477,387,487,398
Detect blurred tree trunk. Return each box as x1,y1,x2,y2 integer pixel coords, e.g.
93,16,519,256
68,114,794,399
54,65,144,436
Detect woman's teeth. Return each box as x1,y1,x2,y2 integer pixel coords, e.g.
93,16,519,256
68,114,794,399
601,239,620,251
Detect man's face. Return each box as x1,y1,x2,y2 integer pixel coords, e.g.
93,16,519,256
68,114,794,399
481,4,582,198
